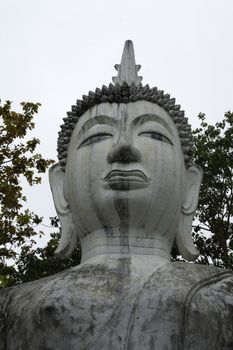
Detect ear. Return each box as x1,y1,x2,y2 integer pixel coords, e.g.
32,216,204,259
49,163,77,258
175,164,203,261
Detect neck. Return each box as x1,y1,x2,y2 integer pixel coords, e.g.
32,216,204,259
80,229,171,263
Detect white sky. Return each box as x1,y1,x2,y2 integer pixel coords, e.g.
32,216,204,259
0,0,233,246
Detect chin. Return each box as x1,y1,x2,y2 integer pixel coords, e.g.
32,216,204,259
91,186,153,227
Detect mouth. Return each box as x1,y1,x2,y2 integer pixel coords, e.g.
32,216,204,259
102,169,150,190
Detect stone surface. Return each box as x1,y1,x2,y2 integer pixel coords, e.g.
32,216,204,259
0,40,233,349
0,260,233,349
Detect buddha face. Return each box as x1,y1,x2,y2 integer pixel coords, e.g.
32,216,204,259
65,101,186,243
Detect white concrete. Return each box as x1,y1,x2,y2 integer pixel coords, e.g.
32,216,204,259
0,41,232,350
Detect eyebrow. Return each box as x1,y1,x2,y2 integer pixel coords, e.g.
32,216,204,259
78,115,117,137
132,114,173,135
78,113,173,138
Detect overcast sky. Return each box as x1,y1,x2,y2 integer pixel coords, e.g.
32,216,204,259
1,0,233,245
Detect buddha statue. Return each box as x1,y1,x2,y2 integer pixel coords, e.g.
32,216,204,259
0,40,232,350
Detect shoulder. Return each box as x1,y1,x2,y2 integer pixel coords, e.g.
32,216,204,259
0,263,118,349
166,260,232,279
149,261,233,310
0,262,112,298
0,262,116,322
127,262,233,350
160,262,233,348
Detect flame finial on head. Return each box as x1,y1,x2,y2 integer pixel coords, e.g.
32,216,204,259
112,40,142,86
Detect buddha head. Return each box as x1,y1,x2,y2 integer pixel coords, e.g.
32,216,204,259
49,41,202,263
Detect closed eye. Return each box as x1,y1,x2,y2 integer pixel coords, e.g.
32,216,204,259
139,131,173,145
78,133,112,149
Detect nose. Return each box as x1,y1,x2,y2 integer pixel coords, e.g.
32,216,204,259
107,135,141,164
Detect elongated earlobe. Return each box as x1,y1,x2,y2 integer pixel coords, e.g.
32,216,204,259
175,164,203,261
49,163,77,258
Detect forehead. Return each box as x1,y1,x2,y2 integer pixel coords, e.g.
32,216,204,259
73,101,176,132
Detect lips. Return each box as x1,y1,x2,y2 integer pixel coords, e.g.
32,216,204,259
103,169,150,183
102,169,150,191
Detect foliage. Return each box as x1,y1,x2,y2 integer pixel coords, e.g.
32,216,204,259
192,112,233,269
0,101,54,287
15,225,81,285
